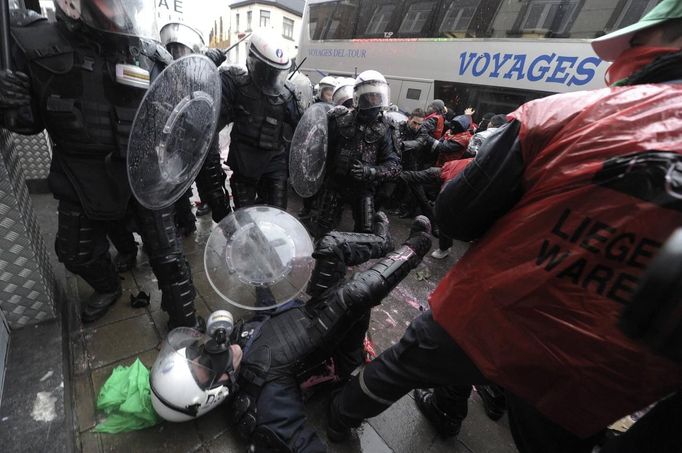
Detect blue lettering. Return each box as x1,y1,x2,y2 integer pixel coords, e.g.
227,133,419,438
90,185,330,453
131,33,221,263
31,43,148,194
458,52,478,76
471,53,491,77
527,53,556,82
361,49,367,58
569,57,602,86
503,54,527,80
490,53,513,78
547,56,578,84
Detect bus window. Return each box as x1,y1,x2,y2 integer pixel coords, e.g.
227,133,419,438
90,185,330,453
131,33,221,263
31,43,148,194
434,80,551,118
357,0,401,38
406,88,422,100
396,0,440,38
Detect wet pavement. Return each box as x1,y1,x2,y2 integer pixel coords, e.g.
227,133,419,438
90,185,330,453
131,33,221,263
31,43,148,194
31,190,518,453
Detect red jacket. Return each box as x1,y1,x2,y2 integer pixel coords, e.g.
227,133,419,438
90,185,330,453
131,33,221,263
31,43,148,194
430,84,682,436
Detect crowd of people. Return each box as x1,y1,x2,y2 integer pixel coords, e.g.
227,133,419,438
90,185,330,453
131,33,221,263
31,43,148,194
1,0,682,452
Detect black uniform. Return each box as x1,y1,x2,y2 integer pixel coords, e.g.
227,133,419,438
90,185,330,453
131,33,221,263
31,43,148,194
218,65,301,210
1,12,222,327
229,215,432,452
311,106,400,237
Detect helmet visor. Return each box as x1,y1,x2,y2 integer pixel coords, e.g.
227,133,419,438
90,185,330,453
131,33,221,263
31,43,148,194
354,81,390,110
152,328,224,392
247,55,289,96
80,0,158,39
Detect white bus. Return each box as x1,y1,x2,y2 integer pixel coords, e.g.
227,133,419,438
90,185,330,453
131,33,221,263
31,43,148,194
297,0,659,115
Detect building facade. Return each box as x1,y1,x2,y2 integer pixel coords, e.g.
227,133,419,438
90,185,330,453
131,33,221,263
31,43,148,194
212,0,305,66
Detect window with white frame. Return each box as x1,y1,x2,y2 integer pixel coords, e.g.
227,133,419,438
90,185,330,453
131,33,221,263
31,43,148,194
398,1,436,34
439,0,478,34
283,17,294,39
365,4,395,35
247,10,252,30
522,0,578,34
236,13,240,32
260,10,271,28
611,0,658,30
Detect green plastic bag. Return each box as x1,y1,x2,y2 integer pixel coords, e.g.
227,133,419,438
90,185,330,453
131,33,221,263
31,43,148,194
94,358,160,433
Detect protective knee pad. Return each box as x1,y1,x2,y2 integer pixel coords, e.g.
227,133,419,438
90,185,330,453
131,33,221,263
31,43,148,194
311,189,344,238
174,192,195,229
352,195,375,234
231,178,258,209
134,204,180,255
56,204,119,292
195,148,231,222
307,231,392,298
152,255,197,326
258,177,288,209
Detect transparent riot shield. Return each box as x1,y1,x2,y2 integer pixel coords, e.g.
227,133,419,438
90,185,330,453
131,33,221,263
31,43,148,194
204,206,315,311
288,102,331,198
127,54,221,209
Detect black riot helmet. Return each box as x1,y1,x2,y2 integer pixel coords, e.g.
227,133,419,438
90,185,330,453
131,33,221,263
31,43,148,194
246,30,292,96
54,0,158,39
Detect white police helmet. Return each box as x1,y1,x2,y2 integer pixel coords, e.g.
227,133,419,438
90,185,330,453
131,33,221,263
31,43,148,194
246,29,292,96
160,22,205,58
332,77,355,107
150,327,234,422
354,70,390,110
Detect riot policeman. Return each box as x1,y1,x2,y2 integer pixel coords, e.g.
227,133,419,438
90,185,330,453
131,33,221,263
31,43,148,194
218,30,302,210
314,75,337,104
0,1,202,328
150,208,433,452
310,70,401,238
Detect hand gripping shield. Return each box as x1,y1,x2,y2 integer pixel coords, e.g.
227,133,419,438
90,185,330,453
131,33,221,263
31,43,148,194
204,206,315,311
127,55,221,209
289,102,331,198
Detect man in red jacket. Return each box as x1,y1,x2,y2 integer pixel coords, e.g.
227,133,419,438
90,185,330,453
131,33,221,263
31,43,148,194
327,2,682,452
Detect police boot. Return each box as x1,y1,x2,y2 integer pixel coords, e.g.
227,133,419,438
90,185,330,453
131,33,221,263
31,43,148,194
81,284,123,323
114,249,137,273
327,389,351,443
414,389,463,438
475,384,507,421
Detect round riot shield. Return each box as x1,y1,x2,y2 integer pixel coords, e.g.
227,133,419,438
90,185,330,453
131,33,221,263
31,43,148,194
128,55,221,210
204,206,315,311
289,102,331,198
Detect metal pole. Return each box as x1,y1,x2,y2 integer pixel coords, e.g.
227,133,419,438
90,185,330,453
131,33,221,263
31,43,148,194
220,32,252,57
1,0,12,70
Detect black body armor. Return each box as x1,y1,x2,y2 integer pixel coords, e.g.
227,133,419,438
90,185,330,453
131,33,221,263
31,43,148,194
10,20,162,219
329,106,397,178
221,65,298,180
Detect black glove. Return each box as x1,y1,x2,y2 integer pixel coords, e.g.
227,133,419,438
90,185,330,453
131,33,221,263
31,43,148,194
0,70,31,110
203,48,226,67
350,160,377,182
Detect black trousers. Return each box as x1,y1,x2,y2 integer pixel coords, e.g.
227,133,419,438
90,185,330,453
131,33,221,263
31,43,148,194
332,311,613,453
